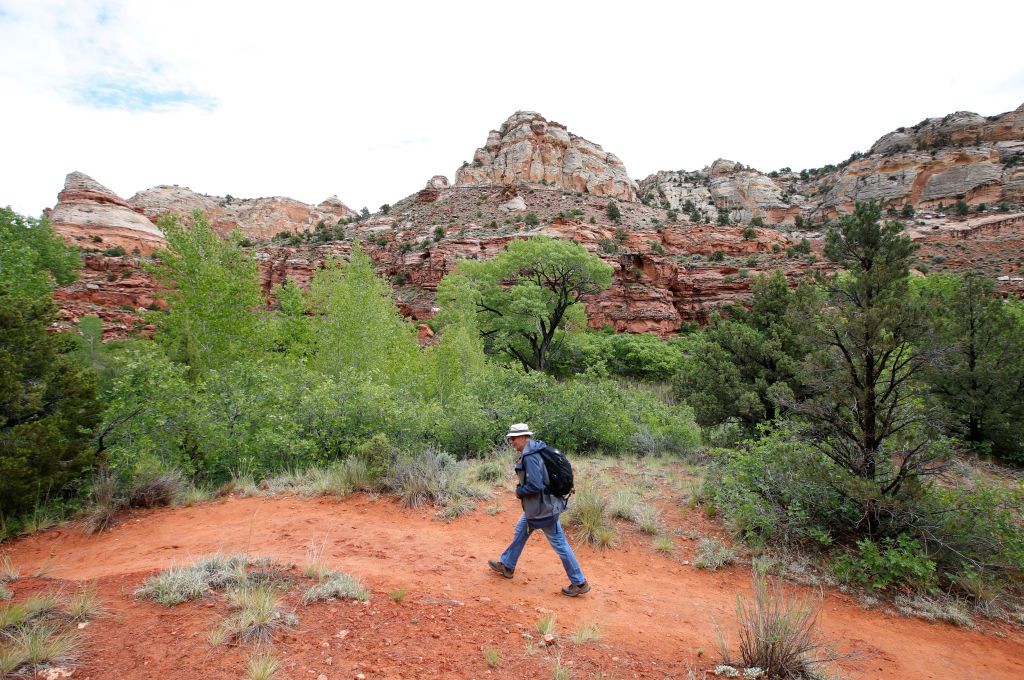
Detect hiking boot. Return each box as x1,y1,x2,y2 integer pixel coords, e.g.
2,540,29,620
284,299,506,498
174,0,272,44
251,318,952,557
561,581,591,597
488,559,514,579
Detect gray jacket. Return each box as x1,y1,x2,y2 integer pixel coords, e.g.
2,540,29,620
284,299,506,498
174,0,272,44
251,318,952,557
515,439,567,525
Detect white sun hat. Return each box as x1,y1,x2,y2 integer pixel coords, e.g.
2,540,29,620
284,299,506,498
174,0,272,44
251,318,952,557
505,423,534,439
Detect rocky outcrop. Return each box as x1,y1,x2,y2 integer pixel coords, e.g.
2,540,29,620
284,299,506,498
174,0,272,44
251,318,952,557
48,172,166,254
639,160,804,225
454,111,638,202
128,185,357,240
809,104,1024,219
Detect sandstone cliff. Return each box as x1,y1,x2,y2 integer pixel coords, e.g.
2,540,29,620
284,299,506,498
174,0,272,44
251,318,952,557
47,104,1024,340
48,172,167,254
454,111,638,202
128,185,357,240
639,160,805,226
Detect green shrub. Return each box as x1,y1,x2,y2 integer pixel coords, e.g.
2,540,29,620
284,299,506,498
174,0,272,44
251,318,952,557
354,433,393,482
605,201,622,224
833,534,937,592
475,462,504,483
524,212,540,226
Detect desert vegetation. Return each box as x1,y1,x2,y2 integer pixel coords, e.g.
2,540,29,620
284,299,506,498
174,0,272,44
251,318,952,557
2,198,1024,676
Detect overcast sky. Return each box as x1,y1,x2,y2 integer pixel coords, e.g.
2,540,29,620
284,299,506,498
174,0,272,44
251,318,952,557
2,0,1022,217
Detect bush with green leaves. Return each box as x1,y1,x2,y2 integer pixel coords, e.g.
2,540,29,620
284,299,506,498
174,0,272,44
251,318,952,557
833,534,937,592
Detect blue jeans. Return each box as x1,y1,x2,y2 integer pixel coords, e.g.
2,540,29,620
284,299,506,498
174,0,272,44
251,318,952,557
500,513,586,586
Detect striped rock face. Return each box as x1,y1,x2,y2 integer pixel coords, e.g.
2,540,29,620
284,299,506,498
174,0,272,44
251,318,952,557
454,111,638,202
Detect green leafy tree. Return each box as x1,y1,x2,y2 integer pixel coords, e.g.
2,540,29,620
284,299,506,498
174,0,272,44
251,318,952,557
0,206,80,300
149,212,266,374
786,201,938,537
308,242,418,381
921,274,1024,461
450,236,613,372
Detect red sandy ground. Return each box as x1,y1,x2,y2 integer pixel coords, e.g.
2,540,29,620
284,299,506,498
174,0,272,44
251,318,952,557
3,491,1023,680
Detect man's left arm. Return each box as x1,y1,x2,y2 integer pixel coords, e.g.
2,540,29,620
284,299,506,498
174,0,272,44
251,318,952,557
516,453,546,497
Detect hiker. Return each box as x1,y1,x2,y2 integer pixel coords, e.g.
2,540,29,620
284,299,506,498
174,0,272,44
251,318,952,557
488,423,590,597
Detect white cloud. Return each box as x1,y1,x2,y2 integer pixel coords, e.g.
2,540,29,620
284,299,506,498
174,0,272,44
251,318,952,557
1,0,1022,217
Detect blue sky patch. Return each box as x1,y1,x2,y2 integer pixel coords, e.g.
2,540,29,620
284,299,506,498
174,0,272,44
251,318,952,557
73,76,218,112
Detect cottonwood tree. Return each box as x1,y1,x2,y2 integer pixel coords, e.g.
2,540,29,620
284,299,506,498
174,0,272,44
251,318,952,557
450,236,612,372
149,211,266,375
786,201,942,537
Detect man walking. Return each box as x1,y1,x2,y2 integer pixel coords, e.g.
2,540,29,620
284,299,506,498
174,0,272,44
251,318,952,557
488,423,590,597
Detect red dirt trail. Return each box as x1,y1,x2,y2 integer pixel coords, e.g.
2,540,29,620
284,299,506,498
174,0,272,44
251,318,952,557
3,493,1023,679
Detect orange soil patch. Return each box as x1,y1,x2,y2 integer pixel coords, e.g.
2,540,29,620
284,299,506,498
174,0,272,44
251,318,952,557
3,492,1023,679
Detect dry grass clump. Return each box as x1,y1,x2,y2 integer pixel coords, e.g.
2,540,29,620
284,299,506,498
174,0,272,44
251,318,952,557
299,459,373,497
0,592,59,630
84,468,186,533
388,587,407,602
302,542,332,582
0,584,10,602
127,470,184,508
894,594,975,628
653,535,676,556
564,483,615,549
609,489,640,520
695,538,736,571
0,555,17,583
536,612,556,635
224,583,297,643
0,622,79,677
65,585,103,623
387,447,486,514
571,620,601,644
633,504,663,535
718,574,837,680
135,554,266,606
246,649,279,680
483,647,501,667
302,571,369,604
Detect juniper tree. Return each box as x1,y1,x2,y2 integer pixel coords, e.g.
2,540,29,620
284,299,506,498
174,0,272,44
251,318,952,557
785,201,941,536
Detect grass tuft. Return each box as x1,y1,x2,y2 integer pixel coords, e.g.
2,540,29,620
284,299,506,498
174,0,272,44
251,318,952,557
719,573,837,680
653,535,676,556
552,658,571,680
3,622,78,675
571,620,601,644
565,483,615,549
695,537,736,571
536,612,556,635
135,554,261,606
388,587,407,602
483,647,501,668
65,584,103,622
633,504,663,535
302,571,369,604
302,542,331,582
246,649,279,680
0,554,17,583
226,584,294,643
0,592,60,630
